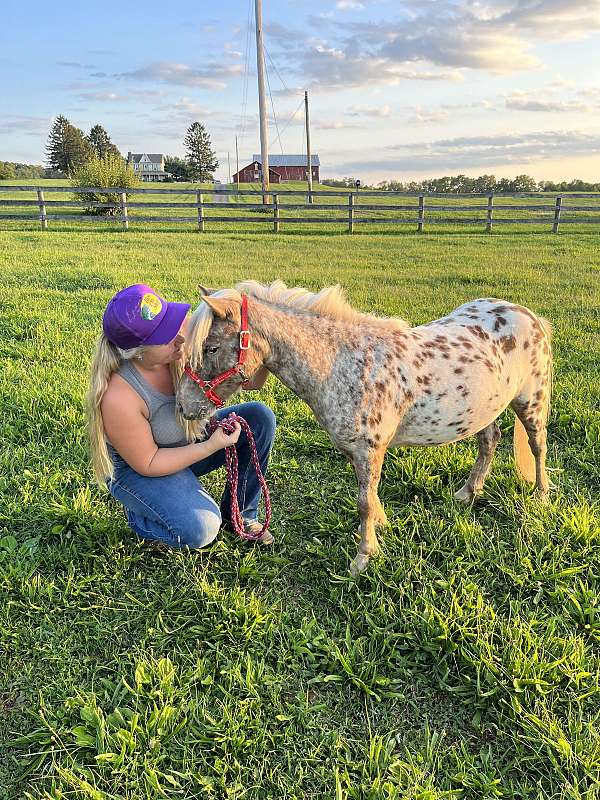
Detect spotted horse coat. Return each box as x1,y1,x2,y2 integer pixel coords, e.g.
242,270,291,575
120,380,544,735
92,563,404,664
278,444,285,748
176,282,553,576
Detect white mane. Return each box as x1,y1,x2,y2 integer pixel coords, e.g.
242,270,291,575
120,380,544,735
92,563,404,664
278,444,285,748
237,280,409,328
185,281,409,369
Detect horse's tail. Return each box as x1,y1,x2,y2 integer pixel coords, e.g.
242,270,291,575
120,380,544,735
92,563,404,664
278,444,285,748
513,316,553,483
513,417,536,482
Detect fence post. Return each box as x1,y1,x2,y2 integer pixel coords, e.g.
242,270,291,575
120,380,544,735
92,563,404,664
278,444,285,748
552,196,562,233
348,192,354,233
197,191,205,232
37,188,47,231
486,194,494,233
417,195,425,232
120,192,129,231
273,194,280,233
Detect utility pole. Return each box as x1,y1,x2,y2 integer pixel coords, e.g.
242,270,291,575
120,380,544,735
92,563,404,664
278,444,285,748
255,0,270,203
305,90,313,204
235,135,240,190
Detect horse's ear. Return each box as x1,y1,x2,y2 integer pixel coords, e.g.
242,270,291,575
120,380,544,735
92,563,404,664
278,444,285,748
198,284,217,296
201,295,240,321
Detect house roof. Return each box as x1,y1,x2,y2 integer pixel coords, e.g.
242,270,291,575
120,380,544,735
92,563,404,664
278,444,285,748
252,154,320,167
128,153,164,164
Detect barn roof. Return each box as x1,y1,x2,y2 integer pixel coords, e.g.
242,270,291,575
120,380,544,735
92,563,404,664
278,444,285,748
252,154,320,167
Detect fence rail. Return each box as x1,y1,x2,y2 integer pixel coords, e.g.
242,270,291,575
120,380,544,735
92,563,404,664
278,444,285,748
1,185,600,233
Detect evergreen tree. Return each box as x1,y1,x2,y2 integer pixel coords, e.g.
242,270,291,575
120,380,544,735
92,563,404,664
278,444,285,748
87,124,122,160
46,116,93,175
183,122,218,182
46,115,71,173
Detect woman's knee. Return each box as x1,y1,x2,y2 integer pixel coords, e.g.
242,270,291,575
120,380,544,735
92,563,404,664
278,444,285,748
174,508,221,549
242,401,276,438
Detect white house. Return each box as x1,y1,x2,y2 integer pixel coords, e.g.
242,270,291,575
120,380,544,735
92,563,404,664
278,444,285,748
127,152,170,182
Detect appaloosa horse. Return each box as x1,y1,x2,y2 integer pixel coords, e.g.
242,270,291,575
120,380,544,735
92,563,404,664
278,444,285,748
176,281,552,575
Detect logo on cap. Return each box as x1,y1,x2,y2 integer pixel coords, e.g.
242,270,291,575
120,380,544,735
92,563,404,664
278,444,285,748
140,293,163,320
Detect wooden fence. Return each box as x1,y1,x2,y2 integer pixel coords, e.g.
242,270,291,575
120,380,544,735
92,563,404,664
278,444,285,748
1,185,600,233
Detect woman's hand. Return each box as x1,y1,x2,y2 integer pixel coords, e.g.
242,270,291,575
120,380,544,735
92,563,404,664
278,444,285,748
208,421,241,450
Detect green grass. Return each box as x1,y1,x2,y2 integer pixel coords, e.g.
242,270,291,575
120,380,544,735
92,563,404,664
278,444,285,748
1,226,599,799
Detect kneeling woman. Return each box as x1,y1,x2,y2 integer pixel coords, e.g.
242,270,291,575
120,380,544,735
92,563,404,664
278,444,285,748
86,283,275,548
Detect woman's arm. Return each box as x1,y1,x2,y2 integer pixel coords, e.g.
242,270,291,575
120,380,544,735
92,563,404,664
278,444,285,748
101,381,238,477
243,366,270,391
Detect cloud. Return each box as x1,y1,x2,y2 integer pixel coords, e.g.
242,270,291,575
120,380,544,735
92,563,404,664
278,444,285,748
57,60,97,70
172,97,211,116
266,1,600,93
117,61,243,90
409,108,450,124
296,47,464,91
335,129,600,173
315,119,363,129
336,1,365,9
506,96,594,113
505,88,600,113
77,90,128,102
0,115,51,136
347,104,392,117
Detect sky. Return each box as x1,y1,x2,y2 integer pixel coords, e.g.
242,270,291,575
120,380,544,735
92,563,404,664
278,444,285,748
2,0,600,184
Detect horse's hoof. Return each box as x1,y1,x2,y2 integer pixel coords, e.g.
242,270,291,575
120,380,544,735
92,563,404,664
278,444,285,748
349,554,370,576
535,488,550,504
454,485,475,504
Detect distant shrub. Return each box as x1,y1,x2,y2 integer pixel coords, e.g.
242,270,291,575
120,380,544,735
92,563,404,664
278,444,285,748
71,154,139,215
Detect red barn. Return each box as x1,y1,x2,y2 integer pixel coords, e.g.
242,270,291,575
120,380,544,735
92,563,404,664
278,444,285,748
233,154,320,184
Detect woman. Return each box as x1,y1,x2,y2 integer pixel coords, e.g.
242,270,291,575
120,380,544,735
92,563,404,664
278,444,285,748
86,283,275,548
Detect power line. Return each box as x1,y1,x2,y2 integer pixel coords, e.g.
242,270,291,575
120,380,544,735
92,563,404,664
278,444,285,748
264,58,284,155
238,0,254,157
264,43,293,96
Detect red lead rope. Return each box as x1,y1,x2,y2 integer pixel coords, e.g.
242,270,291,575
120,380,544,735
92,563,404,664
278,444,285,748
208,412,272,541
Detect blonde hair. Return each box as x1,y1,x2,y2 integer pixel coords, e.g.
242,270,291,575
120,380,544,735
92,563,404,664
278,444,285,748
85,335,145,486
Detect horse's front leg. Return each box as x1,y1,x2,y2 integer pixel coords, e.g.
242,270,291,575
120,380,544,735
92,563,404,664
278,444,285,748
350,446,386,576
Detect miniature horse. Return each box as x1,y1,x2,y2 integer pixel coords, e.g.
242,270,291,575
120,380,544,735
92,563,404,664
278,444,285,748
176,281,552,575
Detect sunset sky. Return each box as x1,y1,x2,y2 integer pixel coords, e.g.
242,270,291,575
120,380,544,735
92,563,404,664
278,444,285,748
2,0,600,183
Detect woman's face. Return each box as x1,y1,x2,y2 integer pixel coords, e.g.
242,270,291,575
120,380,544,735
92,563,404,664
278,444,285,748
144,318,188,365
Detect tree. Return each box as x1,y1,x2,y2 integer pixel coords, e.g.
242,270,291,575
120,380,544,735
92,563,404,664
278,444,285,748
0,162,16,179
87,124,122,160
183,122,218,182
164,155,192,181
473,174,497,193
510,174,539,192
71,153,139,215
46,116,93,176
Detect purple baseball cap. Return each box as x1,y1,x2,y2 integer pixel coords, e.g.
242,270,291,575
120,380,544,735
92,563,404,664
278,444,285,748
102,284,190,349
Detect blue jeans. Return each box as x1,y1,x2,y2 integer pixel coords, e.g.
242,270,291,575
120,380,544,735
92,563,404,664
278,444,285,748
107,401,276,549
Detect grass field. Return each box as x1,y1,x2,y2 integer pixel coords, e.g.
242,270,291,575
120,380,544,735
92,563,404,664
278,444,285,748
1,223,599,799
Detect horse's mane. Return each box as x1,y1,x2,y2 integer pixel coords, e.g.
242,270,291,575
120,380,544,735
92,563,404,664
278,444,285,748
238,280,409,328
185,280,409,368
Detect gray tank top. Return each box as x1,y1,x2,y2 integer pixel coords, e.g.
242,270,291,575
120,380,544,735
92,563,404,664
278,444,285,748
116,361,188,448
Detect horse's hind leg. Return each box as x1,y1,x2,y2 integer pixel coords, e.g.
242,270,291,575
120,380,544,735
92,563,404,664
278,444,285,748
511,396,550,499
454,422,501,503
350,446,386,576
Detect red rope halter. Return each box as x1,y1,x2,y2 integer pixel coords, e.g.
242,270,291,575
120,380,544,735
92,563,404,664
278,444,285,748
208,413,272,541
183,294,250,408
184,296,271,542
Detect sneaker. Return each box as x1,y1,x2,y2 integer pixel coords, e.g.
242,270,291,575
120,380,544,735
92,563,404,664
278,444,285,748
222,519,274,545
